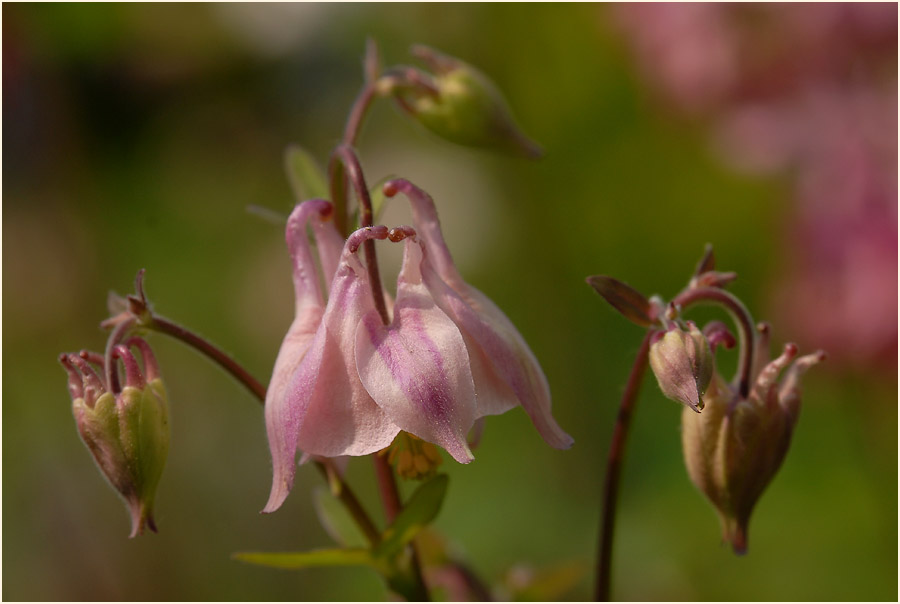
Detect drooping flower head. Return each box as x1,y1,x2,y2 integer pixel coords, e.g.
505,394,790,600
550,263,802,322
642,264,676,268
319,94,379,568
264,180,572,513
60,338,169,537
681,324,825,553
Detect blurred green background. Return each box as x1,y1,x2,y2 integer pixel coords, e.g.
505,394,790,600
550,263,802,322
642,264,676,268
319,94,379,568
3,4,896,601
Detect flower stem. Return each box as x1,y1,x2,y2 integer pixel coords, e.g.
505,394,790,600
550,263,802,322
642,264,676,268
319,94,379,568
672,286,756,398
596,329,655,602
315,460,381,547
329,65,380,237
330,144,391,325
147,315,268,403
373,453,430,601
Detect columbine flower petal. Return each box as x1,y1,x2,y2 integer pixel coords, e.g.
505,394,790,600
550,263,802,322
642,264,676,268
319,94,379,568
264,224,398,513
384,178,573,450
355,233,476,464
264,200,331,512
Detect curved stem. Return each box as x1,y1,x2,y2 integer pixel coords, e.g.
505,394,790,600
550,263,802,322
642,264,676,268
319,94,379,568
329,79,379,237
672,286,755,398
596,330,655,602
329,145,390,325
147,315,268,403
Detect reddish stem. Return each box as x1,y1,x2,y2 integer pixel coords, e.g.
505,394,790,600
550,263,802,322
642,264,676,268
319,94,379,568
672,286,755,398
596,330,656,601
329,145,391,325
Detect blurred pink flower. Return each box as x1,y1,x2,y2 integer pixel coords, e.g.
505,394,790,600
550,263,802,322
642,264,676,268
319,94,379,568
615,3,897,370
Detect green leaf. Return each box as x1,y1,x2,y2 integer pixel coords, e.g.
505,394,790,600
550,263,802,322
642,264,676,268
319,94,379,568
233,548,378,570
375,474,449,559
284,144,329,202
312,486,368,549
586,275,655,327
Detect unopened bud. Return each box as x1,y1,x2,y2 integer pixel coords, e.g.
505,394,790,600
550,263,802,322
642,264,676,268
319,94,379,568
61,338,169,537
681,343,825,554
649,322,713,412
393,45,542,158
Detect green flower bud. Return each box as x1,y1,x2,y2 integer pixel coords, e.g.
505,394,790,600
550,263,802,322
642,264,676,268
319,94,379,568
681,342,825,553
649,321,713,412
393,45,542,158
61,339,169,537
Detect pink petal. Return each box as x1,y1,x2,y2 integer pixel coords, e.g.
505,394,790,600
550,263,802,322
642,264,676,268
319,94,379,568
355,238,475,464
387,179,573,450
310,208,345,295
264,225,398,513
264,201,332,512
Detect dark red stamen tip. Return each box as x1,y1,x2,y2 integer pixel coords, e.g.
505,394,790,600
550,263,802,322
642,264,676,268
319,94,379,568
388,225,416,242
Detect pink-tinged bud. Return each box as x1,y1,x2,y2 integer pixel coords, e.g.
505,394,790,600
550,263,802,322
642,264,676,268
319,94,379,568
392,45,543,158
681,343,825,554
60,338,169,537
648,322,713,412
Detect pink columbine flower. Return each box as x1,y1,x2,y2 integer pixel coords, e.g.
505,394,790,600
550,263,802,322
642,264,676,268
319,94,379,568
264,182,572,513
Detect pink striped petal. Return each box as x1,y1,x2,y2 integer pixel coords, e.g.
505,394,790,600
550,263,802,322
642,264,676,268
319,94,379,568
355,238,475,464
264,201,332,513
386,179,573,450
264,226,398,513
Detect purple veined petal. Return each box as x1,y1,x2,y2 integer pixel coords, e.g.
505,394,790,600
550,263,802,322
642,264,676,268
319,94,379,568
264,200,333,513
264,226,399,513
295,234,399,458
385,178,572,449
421,256,574,449
355,237,476,464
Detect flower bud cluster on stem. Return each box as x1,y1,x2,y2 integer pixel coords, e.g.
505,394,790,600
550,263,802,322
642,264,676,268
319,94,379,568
589,245,825,599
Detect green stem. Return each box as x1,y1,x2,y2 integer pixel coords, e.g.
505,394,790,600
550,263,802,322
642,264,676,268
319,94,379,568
373,453,430,601
596,330,655,601
315,460,381,547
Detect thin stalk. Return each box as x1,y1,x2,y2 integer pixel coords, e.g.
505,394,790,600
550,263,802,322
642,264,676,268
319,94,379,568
672,286,755,398
330,144,390,325
373,453,430,601
596,330,655,601
315,461,381,547
330,78,379,237
148,315,267,403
